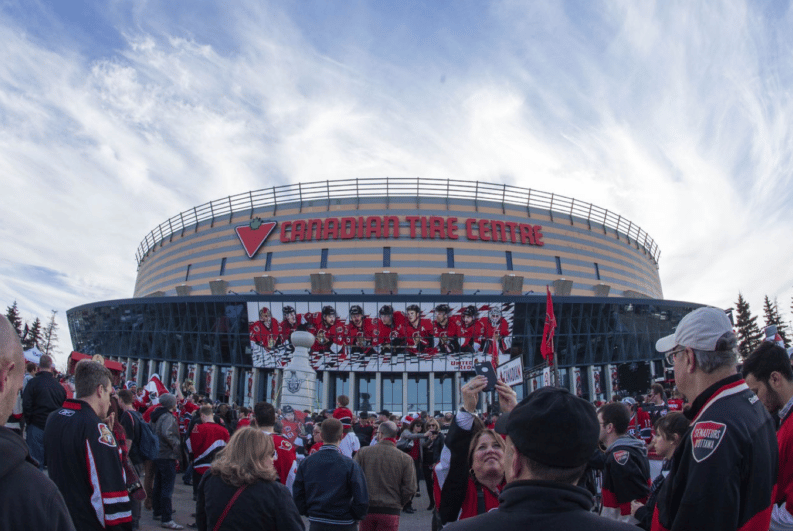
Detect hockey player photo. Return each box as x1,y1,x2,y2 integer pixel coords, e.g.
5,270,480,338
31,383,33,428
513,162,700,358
480,305,511,367
279,305,305,355
249,307,282,367
432,304,460,355
305,306,347,366
399,304,434,357
346,305,376,362
370,305,405,363
456,305,484,353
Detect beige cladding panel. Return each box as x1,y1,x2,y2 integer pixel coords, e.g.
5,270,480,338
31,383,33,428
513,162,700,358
135,206,661,297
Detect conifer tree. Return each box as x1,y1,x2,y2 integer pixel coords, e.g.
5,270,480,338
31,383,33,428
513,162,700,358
22,317,43,350
762,295,789,347
4,301,23,337
735,293,763,358
41,310,60,357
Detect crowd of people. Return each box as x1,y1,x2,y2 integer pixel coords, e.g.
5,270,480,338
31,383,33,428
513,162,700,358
1,305,792,531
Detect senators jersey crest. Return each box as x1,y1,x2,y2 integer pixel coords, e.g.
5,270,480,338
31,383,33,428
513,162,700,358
612,449,629,465
97,423,117,448
691,421,727,462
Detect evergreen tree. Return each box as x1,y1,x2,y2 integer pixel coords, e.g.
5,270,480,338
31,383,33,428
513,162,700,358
22,317,43,350
735,293,763,358
762,295,790,347
41,310,60,357
4,301,23,337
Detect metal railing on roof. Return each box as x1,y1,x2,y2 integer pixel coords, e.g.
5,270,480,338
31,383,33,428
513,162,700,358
135,178,660,266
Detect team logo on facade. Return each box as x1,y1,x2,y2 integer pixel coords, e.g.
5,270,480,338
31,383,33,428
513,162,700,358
691,421,726,462
97,423,117,448
235,218,277,258
613,450,629,465
285,370,304,394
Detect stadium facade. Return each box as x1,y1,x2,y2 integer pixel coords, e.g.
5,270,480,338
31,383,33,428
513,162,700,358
67,178,701,413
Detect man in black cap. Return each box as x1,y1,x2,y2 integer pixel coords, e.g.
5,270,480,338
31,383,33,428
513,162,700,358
446,387,636,531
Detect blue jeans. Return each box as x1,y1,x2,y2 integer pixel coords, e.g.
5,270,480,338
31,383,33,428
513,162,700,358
152,459,176,523
26,424,45,470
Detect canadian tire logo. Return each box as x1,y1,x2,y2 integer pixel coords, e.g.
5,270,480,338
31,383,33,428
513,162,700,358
235,218,277,258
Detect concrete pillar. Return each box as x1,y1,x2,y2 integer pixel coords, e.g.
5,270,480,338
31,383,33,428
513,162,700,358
322,371,330,411
230,367,240,405
160,361,171,392
274,369,283,407
148,359,157,382
568,366,577,395
177,362,185,393
375,372,382,414
210,364,220,400
586,365,597,402
124,358,132,382
428,372,435,415
604,364,614,402
402,371,409,415
136,358,145,387
348,370,357,412
250,369,260,404
454,373,461,412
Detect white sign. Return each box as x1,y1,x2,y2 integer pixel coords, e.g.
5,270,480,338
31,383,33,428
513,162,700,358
496,357,524,387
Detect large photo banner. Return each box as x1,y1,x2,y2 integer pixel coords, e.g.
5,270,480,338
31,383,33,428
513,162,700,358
247,301,513,372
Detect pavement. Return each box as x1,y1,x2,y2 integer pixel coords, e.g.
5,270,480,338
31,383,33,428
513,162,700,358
139,475,435,531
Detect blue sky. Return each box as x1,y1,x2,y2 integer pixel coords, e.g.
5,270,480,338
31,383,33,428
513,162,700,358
2,1,793,368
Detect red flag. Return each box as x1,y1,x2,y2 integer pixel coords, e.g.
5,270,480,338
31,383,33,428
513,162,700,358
540,286,556,363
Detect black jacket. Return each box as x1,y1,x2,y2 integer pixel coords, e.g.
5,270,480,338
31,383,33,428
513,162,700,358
445,480,638,531
44,399,133,531
22,371,66,429
0,427,75,531
652,374,778,531
293,444,369,524
196,473,304,531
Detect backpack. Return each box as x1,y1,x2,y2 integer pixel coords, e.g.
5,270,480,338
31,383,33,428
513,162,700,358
132,410,160,461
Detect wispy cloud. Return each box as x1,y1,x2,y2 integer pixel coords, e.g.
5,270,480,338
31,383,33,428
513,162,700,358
2,0,793,367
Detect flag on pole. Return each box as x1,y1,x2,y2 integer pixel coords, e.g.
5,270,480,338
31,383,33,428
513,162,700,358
145,374,169,404
540,286,556,364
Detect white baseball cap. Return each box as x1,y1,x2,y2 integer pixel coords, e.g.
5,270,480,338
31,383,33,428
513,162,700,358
656,307,734,353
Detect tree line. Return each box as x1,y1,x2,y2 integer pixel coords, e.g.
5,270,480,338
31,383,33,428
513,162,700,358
734,293,790,358
4,301,60,356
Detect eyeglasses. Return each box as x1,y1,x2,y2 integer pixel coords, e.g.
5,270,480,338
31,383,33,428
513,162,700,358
665,347,687,366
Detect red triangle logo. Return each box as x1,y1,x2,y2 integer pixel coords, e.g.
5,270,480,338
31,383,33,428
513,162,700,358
235,219,277,258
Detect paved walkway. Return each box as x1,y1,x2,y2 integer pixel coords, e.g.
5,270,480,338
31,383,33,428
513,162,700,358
139,477,435,531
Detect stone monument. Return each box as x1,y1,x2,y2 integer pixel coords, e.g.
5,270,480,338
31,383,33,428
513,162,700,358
280,331,317,412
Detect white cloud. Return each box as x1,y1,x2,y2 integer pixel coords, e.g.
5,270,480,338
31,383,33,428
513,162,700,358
2,0,793,366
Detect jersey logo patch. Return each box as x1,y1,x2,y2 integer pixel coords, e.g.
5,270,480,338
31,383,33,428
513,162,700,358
691,421,726,462
613,450,630,465
59,409,75,417
97,423,117,448
278,439,293,451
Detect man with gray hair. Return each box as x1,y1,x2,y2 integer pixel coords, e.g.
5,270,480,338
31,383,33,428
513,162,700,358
45,360,132,530
355,420,416,531
22,352,65,468
652,306,778,531
0,315,75,531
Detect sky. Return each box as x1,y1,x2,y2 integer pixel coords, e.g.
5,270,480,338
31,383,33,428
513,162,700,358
2,0,793,369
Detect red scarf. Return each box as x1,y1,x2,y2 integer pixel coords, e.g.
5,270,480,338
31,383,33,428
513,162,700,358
382,437,397,444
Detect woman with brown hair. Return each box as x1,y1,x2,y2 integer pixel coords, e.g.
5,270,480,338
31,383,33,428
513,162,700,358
437,375,516,525
422,418,445,510
196,427,304,531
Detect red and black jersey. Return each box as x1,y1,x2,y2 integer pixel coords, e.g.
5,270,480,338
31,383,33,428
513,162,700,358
44,399,132,531
454,317,483,353
399,318,434,355
280,419,302,444
268,432,297,487
667,398,684,412
280,315,305,350
480,317,510,366
370,314,405,352
250,318,281,351
305,313,347,354
652,375,778,531
433,319,461,355
774,406,793,517
346,318,376,356
189,422,230,475
601,436,651,520
627,408,653,444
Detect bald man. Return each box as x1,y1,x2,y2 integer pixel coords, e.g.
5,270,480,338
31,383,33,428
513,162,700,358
0,315,74,530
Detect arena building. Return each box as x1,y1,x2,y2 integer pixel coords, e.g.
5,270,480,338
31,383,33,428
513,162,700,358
67,178,701,413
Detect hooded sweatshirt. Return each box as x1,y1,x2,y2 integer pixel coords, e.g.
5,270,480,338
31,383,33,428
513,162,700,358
0,427,75,531
601,435,651,522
